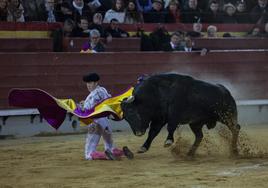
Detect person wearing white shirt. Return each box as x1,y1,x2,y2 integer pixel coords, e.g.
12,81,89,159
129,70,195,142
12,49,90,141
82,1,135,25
81,73,133,160
103,0,126,23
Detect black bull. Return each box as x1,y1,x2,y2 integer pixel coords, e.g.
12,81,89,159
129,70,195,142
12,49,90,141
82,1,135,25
121,74,241,156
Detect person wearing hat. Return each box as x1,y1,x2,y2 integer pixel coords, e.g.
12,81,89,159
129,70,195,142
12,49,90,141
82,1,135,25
81,72,134,160
222,3,238,23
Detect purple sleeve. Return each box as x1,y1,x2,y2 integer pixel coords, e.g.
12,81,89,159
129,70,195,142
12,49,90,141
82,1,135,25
82,42,90,51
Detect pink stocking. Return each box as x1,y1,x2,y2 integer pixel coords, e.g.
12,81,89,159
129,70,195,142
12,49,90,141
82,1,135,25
112,148,124,157
90,151,107,160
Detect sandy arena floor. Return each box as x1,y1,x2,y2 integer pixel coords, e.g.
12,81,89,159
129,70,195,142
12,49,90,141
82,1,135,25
0,125,268,188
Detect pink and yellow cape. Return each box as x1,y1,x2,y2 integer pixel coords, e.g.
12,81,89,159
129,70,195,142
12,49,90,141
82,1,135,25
8,87,133,130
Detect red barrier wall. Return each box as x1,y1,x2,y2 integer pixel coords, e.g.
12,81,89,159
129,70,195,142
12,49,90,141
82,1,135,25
0,51,267,109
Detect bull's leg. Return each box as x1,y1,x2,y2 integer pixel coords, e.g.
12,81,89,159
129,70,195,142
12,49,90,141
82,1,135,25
164,124,179,147
138,123,163,153
187,123,204,156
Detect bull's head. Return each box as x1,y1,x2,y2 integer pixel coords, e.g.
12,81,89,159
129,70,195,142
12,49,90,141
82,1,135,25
121,95,149,136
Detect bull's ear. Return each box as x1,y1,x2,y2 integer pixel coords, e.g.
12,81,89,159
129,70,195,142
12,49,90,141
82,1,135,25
125,96,135,103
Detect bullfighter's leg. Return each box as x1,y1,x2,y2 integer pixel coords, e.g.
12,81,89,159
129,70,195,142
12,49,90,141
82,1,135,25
164,124,179,147
138,122,164,153
187,123,204,156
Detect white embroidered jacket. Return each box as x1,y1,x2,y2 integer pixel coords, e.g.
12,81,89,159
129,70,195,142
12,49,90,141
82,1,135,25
83,86,111,110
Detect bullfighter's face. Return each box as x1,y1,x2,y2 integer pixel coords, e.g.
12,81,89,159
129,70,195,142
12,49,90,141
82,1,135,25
121,99,148,136
86,81,98,92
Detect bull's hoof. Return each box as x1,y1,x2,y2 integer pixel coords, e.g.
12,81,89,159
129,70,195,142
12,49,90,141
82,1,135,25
164,139,173,147
137,146,147,153
187,150,195,157
230,149,239,158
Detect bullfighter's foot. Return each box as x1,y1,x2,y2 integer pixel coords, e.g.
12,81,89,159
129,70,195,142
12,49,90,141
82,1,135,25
164,139,173,147
123,146,134,159
105,149,118,160
137,146,147,153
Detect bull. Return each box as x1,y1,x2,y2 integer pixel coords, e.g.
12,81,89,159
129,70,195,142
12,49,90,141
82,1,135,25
121,74,240,156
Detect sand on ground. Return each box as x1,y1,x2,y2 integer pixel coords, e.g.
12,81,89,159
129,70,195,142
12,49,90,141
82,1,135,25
0,124,268,188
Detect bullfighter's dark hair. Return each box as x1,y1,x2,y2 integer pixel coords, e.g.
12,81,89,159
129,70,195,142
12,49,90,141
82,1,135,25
83,73,100,82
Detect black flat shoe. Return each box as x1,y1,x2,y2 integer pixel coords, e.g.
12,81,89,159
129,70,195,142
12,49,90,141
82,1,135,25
105,149,117,160
123,146,134,159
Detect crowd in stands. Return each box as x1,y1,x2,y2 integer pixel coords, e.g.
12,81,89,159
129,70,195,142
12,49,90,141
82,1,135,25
1,0,268,52
1,0,268,24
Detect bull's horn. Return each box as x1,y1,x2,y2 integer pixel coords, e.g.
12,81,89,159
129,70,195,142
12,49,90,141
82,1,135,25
125,96,135,103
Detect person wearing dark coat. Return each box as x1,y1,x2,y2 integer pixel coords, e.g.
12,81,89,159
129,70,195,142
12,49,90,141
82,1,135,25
55,2,74,22
222,3,238,23
162,31,184,51
143,0,167,23
81,29,105,53
104,18,129,38
72,17,90,37
71,0,93,24
202,0,223,23
181,0,202,23
250,0,268,24
88,12,106,38
236,1,249,23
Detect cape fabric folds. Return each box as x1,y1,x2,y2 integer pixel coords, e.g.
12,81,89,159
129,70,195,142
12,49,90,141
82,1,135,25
8,87,134,130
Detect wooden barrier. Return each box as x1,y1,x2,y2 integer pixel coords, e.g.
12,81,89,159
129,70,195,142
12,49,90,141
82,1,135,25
193,38,268,50
64,37,141,52
0,38,141,52
0,38,53,52
2,37,268,53
0,50,268,109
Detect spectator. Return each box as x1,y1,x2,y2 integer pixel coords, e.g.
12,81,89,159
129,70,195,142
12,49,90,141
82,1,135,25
250,0,268,24
143,0,167,23
73,16,90,37
165,0,181,23
222,3,238,23
236,1,248,23
246,26,262,37
55,2,74,22
71,0,93,24
203,0,223,23
162,31,184,51
261,22,268,37
260,22,268,37
89,12,106,37
222,32,233,37
81,29,105,53
136,0,152,13
103,0,126,23
124,0,144,23
183,35,208,56
207,25,218,37
87,0,102,12
150,24,170,50
96,0,113,13
104,18,129,38
0,0,7,21
39,0,57,23
63,18,76,37
186,22,203,37
181,0,202,23
7,0,25,22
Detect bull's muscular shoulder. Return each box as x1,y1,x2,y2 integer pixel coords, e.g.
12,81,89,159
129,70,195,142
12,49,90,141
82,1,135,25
145,73,194,84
